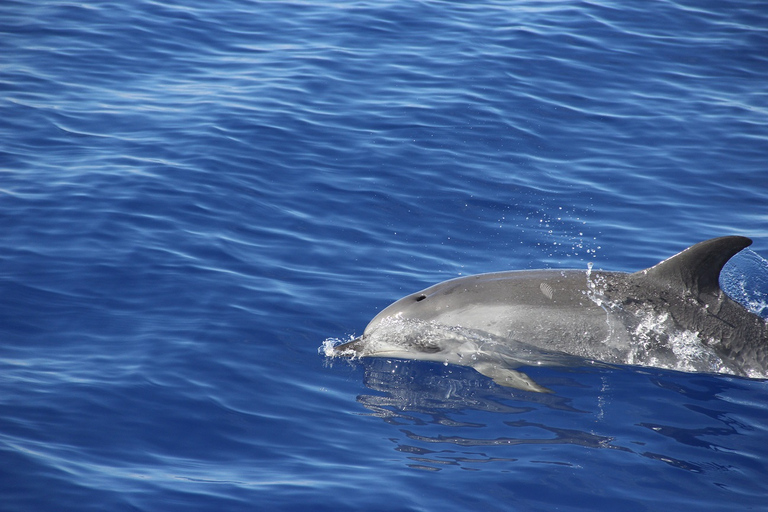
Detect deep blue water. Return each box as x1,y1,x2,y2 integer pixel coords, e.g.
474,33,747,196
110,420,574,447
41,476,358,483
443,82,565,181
2,0,768,510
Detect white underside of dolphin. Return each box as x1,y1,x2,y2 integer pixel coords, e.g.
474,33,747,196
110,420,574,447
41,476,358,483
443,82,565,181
326,236,768,392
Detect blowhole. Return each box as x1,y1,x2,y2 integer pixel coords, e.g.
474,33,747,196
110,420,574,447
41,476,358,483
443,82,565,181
415,294,427,302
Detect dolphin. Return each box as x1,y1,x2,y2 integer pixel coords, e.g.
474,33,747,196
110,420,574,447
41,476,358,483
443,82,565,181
329,236,768,392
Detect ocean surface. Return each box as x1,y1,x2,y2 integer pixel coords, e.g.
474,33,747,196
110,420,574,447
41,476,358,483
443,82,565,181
2,0,767,510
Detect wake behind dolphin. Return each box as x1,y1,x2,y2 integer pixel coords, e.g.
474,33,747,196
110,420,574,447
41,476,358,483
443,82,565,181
325,236,768,392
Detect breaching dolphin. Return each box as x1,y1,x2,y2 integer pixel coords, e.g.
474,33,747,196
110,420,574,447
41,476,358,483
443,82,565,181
330,236,768,392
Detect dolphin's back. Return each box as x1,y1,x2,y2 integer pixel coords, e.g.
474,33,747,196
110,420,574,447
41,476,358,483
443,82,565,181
608,236,768,374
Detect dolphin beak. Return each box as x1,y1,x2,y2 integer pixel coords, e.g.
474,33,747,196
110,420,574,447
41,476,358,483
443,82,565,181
332,336,364,356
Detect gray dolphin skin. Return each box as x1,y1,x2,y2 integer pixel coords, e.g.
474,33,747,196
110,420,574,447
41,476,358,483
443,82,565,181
331,236,768,392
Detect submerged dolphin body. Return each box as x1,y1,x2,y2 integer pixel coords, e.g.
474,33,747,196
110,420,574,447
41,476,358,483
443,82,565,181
331,236,768,392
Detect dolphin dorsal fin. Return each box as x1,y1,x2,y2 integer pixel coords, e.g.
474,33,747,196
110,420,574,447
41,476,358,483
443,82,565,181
633,236,752,296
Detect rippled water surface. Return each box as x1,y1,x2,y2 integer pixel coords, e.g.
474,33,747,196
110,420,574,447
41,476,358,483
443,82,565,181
2,1,767,510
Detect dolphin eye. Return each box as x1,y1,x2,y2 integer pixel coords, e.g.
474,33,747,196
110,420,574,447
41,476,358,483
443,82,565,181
415,294,427,302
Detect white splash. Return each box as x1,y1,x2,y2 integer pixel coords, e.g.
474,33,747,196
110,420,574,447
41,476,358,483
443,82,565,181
320,336,356,358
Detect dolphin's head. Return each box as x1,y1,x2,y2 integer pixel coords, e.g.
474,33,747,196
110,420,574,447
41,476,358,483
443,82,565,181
331,287,483,362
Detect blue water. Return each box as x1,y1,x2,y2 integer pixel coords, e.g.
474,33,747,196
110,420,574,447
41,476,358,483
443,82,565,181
2,0,767,510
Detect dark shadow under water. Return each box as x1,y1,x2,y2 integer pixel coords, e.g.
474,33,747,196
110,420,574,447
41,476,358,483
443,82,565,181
349,357,767,479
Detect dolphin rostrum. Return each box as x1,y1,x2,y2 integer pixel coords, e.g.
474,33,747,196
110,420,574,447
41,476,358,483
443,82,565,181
329,236,768,392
